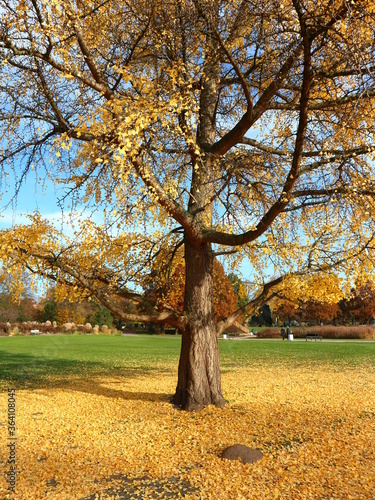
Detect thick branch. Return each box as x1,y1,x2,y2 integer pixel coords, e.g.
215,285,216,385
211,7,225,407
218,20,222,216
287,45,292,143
201,11,313,246
211,41,304,156
216,276,283,335
23,248,186,329
132,159,202,241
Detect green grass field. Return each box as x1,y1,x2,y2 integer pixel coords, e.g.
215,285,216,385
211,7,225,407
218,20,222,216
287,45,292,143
1,334,374,389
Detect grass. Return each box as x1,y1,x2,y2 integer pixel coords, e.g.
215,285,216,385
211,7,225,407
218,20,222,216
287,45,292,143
0,335,179,389
1,334,374,389
219,337,375,367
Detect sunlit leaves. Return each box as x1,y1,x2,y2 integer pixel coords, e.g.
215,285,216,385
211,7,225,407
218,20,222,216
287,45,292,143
1,0,375,337
0,353,374,498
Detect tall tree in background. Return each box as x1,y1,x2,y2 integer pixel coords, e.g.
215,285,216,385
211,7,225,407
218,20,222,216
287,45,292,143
339,282,375,324
273,298,299,325
301,299,339,324
0,272,39,322
273,296,340,324
228,273,249,310
1,1,375,410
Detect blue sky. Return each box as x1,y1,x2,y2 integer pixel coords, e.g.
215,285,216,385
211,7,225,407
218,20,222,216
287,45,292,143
0,168,91,235
0,170,60,226
0,165,257,289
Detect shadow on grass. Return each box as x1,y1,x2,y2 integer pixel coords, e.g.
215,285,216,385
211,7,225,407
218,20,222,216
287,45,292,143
64,378,173,403
0,350,174,404
80,471,199,499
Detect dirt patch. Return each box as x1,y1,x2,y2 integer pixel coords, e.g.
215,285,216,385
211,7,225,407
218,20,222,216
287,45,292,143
80,472,198,499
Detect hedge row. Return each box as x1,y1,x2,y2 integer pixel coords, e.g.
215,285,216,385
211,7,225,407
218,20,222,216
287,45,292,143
256,325,375,340
0,322,117,336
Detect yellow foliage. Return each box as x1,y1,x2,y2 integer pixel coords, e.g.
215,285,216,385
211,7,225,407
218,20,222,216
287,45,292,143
0,360,374,499
0,0,375,311
280,272,344,304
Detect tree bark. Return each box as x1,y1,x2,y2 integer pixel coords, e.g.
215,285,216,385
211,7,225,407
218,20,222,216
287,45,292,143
172,2,225,411
172,236,226,411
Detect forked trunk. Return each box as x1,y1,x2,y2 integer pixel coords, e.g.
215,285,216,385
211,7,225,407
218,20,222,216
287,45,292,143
172,237,226,411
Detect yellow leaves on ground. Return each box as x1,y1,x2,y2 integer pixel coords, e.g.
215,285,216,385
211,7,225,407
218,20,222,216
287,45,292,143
1,363,374,499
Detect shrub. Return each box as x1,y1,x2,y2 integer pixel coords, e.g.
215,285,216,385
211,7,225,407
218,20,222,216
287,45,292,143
256,328,280,339
258,325,375,339
0,322,11,335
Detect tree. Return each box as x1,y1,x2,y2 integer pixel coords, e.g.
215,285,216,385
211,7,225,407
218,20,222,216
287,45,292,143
91,306,113,328
273,295,340,325
212,261,238,320
39,300,58,323
228,273,249,309
0,272,39,322
339,282,375,324
249,304,273,327
0,294,20,323
146,260,237,320
0,293,40,322
300,299,339,324
1,0,375,410
273,298,300,326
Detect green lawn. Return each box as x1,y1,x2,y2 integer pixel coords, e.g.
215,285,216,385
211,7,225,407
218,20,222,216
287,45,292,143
219,337,375,367
0,334,374,389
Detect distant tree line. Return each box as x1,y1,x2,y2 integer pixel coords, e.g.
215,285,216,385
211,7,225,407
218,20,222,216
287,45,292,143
273,282,375,326
0,284,114,327
1,276,374,329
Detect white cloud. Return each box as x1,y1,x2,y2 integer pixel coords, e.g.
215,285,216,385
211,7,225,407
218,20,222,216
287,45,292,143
0,208,104,237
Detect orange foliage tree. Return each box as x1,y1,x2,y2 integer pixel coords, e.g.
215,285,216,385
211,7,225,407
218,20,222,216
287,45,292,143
300,299,339,324
339,283,375,324
273,296,339,325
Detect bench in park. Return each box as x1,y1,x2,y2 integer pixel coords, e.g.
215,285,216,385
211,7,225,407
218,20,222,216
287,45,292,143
30,329,40,336
305,333,322,341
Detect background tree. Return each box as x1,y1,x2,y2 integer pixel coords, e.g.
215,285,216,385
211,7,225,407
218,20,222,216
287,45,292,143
273,299,299,326
250,304,273,327
300,299,339,325
339,282,375,324
0,293,39,323
212,262,238,319
1,0,375,410
39,299,58,323
228,273,249,310
0,272,39,322
38,286,97,324
91,306,113,328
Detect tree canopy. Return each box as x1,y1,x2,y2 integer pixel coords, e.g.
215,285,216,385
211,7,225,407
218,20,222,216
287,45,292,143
1,0,375,409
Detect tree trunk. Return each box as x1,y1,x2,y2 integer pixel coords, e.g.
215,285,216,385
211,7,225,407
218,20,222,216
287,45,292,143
172,237,226,411
171,3,224,411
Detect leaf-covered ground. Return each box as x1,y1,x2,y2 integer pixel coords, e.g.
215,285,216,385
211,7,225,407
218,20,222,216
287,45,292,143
0,337,374,499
